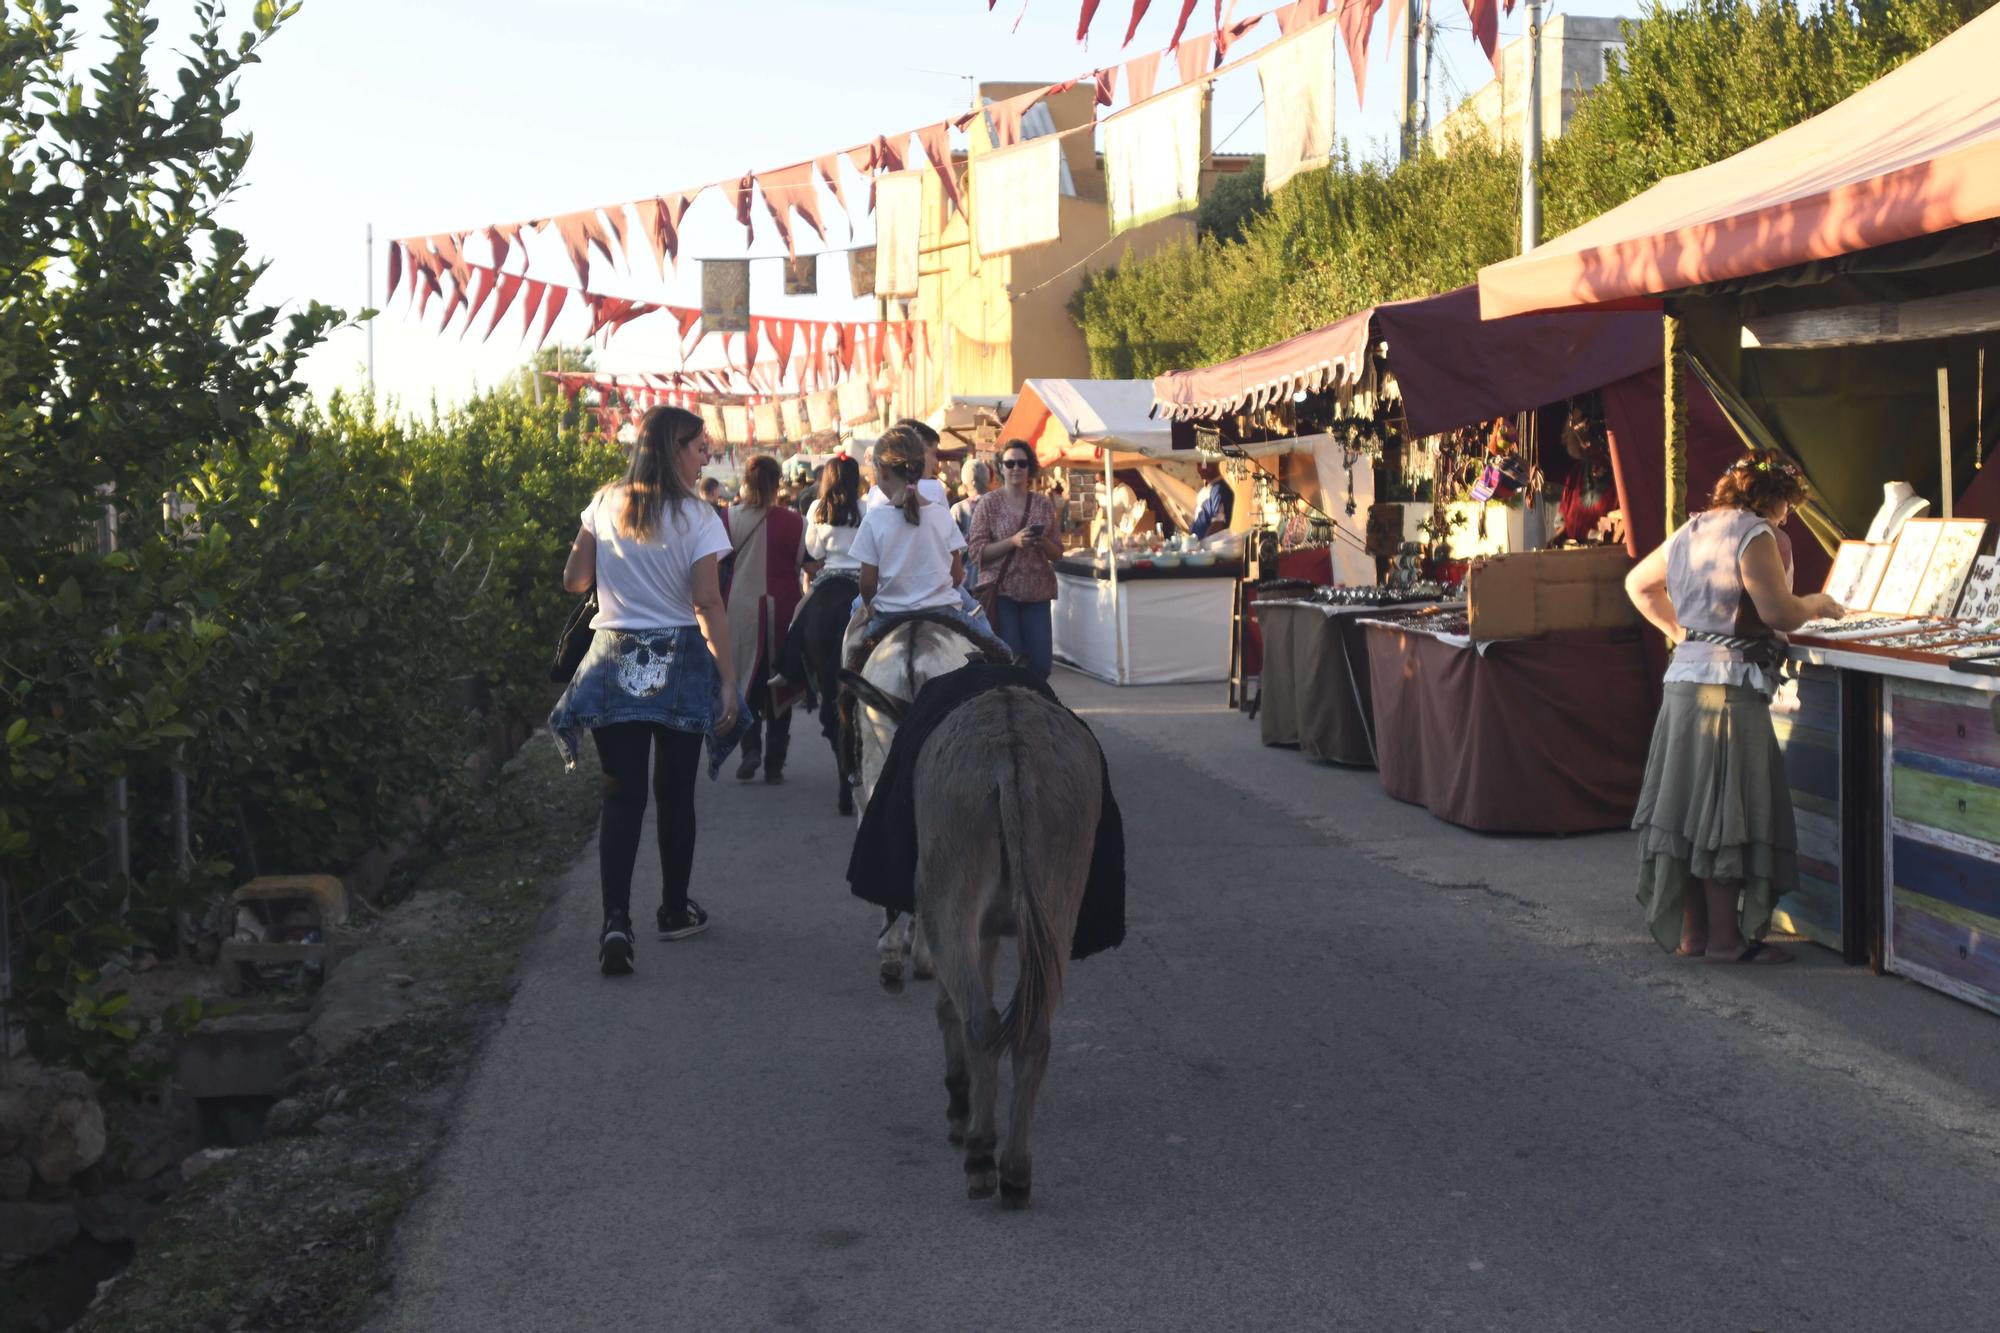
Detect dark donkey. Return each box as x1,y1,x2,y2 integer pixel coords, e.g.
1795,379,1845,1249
848,674,1104,1207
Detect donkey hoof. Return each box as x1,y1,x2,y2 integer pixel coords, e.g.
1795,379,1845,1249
999,1178,1032,1210
879,959,906,993
964,1154,997,1200
947,1123,967,1146
911,963,935,982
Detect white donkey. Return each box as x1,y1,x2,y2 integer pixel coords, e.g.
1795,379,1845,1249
847,615,1001,990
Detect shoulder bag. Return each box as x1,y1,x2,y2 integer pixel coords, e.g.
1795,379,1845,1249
973,495,1034,621
718,506,770,602
549,587,599,683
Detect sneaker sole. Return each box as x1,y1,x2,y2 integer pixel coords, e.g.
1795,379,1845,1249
657,920,711,941
600,939,634,975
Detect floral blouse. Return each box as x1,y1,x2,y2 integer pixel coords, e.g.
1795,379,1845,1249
966,490,1059,604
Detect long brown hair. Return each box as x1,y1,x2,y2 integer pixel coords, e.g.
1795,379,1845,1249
615,406,705,539
739,454,781,508
874,425,928,526
816,455,862,528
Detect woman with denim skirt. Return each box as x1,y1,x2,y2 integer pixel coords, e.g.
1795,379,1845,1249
551,407,741,975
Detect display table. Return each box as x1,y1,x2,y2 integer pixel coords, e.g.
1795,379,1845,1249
1781,640,2000,1013
1252,599,1423,766
1360,622,1657,834
1053,557,1240,685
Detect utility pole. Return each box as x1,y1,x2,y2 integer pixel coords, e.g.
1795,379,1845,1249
1418,0,1436,141
366,224,376,396
1401,0,1422,161
1519,0,1545,252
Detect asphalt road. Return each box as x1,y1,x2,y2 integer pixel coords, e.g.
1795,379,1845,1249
373,671,2000,1333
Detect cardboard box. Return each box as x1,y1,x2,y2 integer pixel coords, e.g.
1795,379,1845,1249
1467,546,1637,642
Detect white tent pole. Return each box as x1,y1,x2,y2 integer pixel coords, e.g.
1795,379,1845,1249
1105,444,1124,684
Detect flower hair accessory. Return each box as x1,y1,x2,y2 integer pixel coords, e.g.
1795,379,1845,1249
1732,454,1801,479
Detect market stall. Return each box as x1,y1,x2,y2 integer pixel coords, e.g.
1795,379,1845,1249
1000,378,1241,684
1152,285,1741,825
1478,6,2000,1005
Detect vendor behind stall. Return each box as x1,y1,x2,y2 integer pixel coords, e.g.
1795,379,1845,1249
1190,463,1235,540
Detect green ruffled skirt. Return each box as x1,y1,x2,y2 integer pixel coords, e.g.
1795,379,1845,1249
1632,682,1799,952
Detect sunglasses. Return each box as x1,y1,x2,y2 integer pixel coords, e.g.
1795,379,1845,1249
1000,458,1033,470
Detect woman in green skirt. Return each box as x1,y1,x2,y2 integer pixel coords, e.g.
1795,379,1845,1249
1623,450,1845,963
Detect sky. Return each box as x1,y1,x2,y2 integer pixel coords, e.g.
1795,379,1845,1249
98,0,1580,408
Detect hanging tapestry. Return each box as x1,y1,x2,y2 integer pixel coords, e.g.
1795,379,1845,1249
700,403,727,443
781,397,807,440
1103,83,1205,235
848,247,877,300
782,254,818,296
721,404,751,444
753,401,783,442
1259,16,1339,193
873,172,924,298
807,388,839,434
972,137,1063,259
837,376,875,427
701,259,750,335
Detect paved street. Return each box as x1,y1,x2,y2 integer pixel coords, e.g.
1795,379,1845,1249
374,671,2000,1333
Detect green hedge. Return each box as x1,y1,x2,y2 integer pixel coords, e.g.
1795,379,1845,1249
1073,0,1995,380
0,3,618,1079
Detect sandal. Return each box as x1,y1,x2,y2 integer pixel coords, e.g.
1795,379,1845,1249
1715,940,1792,965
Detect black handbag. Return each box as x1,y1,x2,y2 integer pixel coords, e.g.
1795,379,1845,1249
549,588,599,684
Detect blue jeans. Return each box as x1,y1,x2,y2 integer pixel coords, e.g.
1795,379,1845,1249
992,596,1053,681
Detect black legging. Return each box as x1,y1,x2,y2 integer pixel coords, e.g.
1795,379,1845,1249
592,722,704,923
777,574,860,741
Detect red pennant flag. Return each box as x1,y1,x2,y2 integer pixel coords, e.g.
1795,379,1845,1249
1276,0,1326,34
482,272,524,342
1339,0,1386,103
915,121,963,215
1126,51,1161,103
1122,0,1155,44
745,319,761,367
519,280,547,339
385,242,404,303
1165,0,1201,46
1216,13,1262,60
461,264,499,334
484,225,511,275
551,211,614,288
1175,32,1214,83
898,322,918,367
436,277,468,334
674,306,702,341
1467,0,1506,66
986,86,1052,149
815,154,853,233
728,174,756,244
431,233,472,289
602,205,629,264
868,323,887,378
768,316,796,371
756,162,826,257
872,134,906,173
1077,0,1103,41
1093,66,1119,107
415,261,440,318
837,323,857,372
537,286,569,347
846,143,877,177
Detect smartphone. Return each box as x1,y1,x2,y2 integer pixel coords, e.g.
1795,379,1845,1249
1026,524,1046,539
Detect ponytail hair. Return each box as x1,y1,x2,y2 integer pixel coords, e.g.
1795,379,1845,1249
874,425,928,527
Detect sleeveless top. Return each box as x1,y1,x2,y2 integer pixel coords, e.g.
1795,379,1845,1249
1663,507,1793,694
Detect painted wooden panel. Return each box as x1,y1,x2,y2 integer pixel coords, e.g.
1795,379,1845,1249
1891,689,2000,770
1891,763,2000,845
1892,835,2000,926
1771,666,1843,952
1891,897,2000,1012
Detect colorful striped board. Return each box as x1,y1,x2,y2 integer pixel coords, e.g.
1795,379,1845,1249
1770,665,1843,949
1886,678,2000,1015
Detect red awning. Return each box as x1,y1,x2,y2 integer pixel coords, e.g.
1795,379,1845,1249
1478,6,2000,318
1153,286,1662,436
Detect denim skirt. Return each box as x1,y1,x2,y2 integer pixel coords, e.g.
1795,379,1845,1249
548,625,746,773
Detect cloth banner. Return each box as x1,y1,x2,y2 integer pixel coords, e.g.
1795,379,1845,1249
753,401,783,442
781,397,807,440
807,388,839,433
971,137,1063,259
848,247,877,300
1258,17,1338,194
873,172,924,298
701,259,750,335
837,376,875,427
1103,83,1205,235
782,254,818,296
700,403,726,442
722,404,751,444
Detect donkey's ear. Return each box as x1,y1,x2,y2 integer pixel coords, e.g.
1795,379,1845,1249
838,669,908,722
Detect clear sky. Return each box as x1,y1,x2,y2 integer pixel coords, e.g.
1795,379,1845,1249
109,0,1576,408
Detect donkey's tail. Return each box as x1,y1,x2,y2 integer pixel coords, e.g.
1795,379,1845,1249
991,732,1063,1056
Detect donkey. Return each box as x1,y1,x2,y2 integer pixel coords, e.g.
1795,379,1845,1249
847,614,1002,990
911,686,1101,1207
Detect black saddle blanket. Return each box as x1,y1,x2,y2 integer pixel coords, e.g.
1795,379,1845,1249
845,663,1126,961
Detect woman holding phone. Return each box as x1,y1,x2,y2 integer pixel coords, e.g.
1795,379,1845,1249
966,438,1063,680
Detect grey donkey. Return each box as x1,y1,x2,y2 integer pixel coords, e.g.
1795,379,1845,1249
911,685,1101,1208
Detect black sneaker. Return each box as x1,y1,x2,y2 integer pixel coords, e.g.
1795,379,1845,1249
735,752,760,782
763,766,785,785
599,914,635,975
657,900,711,941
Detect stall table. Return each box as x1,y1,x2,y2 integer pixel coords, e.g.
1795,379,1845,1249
1360,618,1658,835
1252,598,1426,766
1053,557,1240,685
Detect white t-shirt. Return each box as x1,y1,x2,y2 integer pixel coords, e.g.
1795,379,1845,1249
849,499,966,615
582,488,732,631
863,478,948,514
804,499,863,574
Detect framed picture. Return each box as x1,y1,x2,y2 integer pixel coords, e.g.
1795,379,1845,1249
1824,540,1891,609
1957,554,2000,621
1909,518,1990,617
1869,518,1945,615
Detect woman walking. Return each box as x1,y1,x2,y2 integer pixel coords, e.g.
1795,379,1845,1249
551,407,740,975
1623,449,1843,964
966,439,1064,680
771,456,867,811
725,455,808,783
